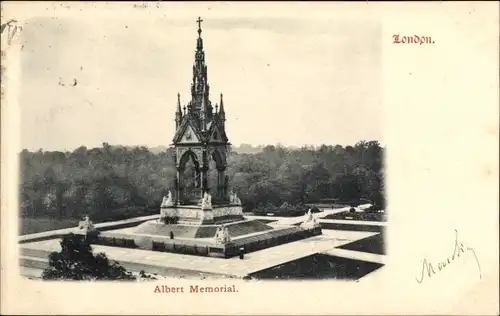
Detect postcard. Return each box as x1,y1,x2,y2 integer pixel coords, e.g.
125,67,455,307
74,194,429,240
1,1,498,315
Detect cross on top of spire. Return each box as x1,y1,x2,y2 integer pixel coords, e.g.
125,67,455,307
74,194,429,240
197,17,203,36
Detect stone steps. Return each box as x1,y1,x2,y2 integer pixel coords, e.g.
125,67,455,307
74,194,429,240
20,247,53,259
226,220,272,237
134,219,273,239
20,267,44,279
20,256,49,270
232,226,309,247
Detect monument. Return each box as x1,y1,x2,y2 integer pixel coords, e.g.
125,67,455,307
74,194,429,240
142,16,245,226
73,17,322,258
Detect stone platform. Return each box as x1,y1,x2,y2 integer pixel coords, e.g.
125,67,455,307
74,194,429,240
134,219,273,239
88,201,324,258
70,203,325,258
90,222,321,258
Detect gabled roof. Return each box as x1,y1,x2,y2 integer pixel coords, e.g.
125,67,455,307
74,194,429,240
207,117,229,143
172,112,229,145
172,114,204,144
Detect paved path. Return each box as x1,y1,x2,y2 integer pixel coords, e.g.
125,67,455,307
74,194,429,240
319,219,387,226
320,248,385,264
245,207,350,227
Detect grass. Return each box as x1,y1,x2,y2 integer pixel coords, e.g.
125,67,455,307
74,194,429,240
324,211,387,222
338,231,386,255
20,217,79,235
20,206,158,235
249,253,383,280
256,219,277,224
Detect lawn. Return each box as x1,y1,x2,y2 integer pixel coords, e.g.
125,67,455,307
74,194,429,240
248,253,383,280
338,230,386,255
20,217,79,235
324,211,387,222
256,219,277,224
20,206,159,235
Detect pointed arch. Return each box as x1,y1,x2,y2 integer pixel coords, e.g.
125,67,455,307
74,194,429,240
211,149,225,170
179,150,200,170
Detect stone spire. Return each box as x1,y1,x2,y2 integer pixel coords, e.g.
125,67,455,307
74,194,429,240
189,16,212,125
175,93,183,128
219,93,226,124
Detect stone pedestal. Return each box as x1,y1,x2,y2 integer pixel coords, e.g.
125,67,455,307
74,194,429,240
77,216,98,235
159,204,244,225
300,210,322,234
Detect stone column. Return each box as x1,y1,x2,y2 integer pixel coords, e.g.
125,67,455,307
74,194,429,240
173,149,179,204
217,168,225,199
216,170,221,198
200,167,208,196
224,175,229,200
177,167,184,203
201,149,208,196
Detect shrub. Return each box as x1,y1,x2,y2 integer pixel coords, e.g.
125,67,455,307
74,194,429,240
42,233,136,280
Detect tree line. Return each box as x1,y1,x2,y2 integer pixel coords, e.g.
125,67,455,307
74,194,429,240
20,141,385,223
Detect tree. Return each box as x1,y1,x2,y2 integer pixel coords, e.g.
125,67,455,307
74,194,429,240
42,233,137,280
20,140,386,227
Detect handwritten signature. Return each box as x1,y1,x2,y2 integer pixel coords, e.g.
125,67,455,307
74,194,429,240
416,229,482,283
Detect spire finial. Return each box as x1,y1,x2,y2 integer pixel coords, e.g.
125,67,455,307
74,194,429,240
175,93,183,128
197,17,203,36
219,93,225,116
176,93,182,115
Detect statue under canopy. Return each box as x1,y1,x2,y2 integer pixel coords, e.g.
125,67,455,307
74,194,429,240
229,191,242,205
161,191,174,208
201,192,212,209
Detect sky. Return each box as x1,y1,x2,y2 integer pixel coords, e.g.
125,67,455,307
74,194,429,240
19,15,382,151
